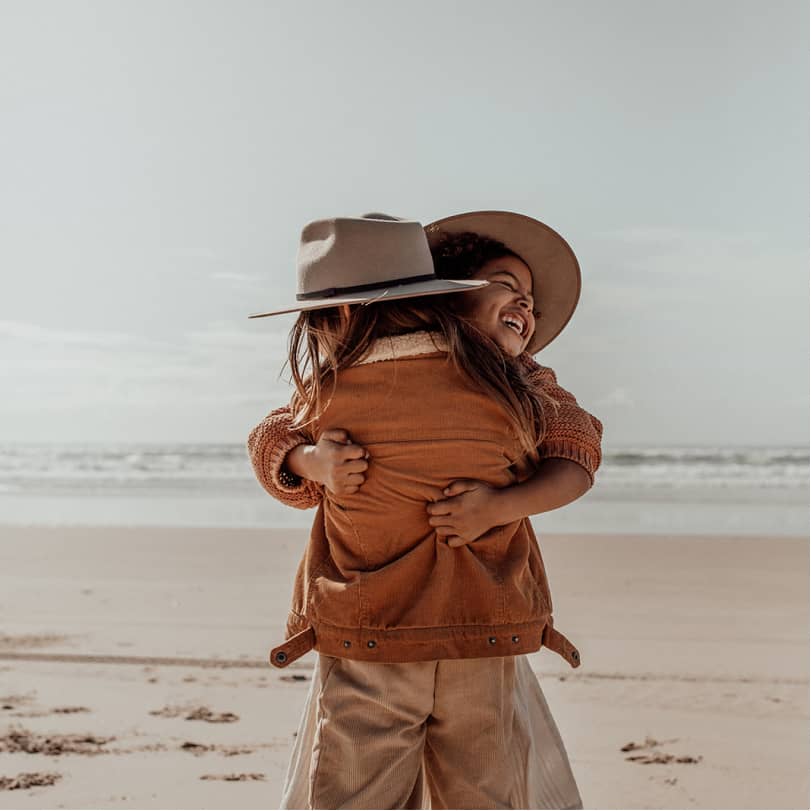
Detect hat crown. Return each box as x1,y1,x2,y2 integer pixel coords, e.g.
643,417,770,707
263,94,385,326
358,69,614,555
296,215,435,298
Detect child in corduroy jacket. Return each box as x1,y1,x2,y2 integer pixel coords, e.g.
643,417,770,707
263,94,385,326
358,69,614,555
248,212,602,809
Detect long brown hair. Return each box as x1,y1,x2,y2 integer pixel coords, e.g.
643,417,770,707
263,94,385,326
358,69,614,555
285,295,551,459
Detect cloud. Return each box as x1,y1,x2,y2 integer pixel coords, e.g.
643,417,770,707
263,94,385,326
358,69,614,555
210,271,265,285
0,318,294,410
592,226,768,250
595,387,635,407
0,320,169,350
185,319,293,348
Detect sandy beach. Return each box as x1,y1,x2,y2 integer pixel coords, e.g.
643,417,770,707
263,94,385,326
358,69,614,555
0,527,807,810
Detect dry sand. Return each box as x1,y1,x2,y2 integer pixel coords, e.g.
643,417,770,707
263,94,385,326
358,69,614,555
0,527,807,809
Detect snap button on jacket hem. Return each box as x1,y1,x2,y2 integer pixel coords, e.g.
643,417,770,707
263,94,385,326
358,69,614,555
269,626,316,668
541,622,581,669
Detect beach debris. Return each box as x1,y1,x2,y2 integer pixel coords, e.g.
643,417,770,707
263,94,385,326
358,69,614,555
180,741,254,757
200,773,266,782
0,729,114,756
52,706,91,714
150,704,239,723
664,777,678,785
279,674,309,682
0,772,62,791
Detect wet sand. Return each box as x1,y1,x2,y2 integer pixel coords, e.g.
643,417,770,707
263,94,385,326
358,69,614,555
0,527,807,809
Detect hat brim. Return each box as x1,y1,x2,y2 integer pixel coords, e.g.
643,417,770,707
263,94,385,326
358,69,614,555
248,277,488,319
424,211,581,354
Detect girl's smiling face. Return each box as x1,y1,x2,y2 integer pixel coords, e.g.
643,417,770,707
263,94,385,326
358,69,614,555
452,255,536,356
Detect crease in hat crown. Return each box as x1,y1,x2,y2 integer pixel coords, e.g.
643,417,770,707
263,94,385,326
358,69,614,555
247,212,489,319
296,214,435,300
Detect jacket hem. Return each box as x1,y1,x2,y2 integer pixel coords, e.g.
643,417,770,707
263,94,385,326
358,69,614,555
281,612,581,668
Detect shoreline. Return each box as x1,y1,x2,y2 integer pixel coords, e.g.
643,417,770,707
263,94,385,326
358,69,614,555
0,522,807,539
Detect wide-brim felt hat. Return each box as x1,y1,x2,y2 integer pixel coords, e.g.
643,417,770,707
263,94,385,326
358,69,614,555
425,211,581,354
248,213,487,318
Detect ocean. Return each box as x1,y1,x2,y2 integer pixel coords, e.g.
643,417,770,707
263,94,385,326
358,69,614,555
0,443,807,537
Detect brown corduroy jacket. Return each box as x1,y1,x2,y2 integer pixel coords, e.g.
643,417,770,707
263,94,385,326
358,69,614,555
247,331,603,670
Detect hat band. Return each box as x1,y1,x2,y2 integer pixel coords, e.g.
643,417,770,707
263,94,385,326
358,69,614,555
296,273,438,301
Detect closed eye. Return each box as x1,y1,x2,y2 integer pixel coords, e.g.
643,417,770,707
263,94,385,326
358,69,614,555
494,278,535,309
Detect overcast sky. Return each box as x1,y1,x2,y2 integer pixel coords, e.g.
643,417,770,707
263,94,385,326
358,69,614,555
1,0,807,447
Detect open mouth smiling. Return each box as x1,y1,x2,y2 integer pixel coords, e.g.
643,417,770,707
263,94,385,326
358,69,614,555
501,311,528,338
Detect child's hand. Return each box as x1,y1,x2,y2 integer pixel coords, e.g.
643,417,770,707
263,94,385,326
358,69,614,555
297,429,369,495
426,480,501,547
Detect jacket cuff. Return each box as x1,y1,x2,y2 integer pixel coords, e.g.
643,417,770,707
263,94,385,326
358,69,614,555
268,436,320,498
248,422,323,510
537,439,598,486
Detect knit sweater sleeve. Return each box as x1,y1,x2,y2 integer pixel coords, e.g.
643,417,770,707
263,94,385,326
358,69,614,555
520,355,604,485
246,405,324,510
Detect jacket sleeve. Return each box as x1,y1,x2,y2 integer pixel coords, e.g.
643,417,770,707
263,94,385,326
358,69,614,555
246,404,324,510
520,354,604,486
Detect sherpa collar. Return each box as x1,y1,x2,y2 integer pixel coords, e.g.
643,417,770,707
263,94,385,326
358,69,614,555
354,330,448,366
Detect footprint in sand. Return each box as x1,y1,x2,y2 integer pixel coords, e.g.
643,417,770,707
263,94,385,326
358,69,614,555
0,772,62,791
180,741,255,757
150,705,239,723
2,696,90,719
0,693,37,711
626,753,702,765
0,634,68,650
0,729,114,756
200,773,265,782
621,736,679,752
621,736,701,765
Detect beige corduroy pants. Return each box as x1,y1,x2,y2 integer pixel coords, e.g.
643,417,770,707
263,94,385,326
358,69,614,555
279,652,583,810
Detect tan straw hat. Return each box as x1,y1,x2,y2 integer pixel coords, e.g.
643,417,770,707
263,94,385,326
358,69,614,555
248,213,487,318
425,211,581,354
